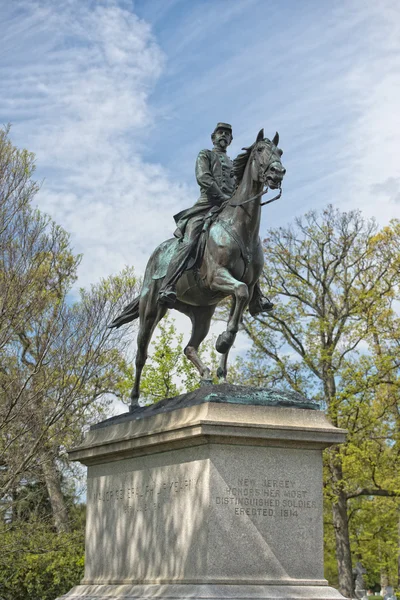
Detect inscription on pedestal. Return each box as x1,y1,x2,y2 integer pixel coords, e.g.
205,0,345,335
215,477,317,519
91,475,201,515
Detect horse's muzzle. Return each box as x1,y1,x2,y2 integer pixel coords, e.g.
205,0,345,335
266,175,282,189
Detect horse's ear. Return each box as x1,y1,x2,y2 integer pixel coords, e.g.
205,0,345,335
272,131,279,146
256,129,264,142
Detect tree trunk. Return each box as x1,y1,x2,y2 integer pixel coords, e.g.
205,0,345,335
41,453,70,533
332,490,353,598
329,449,354,598
324,370,354,597
398,511,400,588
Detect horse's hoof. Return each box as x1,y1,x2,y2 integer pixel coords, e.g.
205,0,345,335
217,367,227,380
130,389,140,411
199,378,213,388
216,332,234,354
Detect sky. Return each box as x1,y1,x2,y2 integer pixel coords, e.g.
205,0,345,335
1,0,400,391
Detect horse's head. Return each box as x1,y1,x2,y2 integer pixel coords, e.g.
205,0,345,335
250,130,286,190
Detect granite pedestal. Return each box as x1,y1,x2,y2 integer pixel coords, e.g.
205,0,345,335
58,385,347,600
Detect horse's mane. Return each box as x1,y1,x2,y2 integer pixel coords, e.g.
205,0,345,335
232,143,255,184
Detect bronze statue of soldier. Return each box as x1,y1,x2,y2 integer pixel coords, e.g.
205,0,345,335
158,122,273,315
111,126,286,404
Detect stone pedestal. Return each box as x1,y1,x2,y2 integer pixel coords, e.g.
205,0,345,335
58,385,347,600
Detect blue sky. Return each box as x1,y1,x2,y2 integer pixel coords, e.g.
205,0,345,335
1,0,400,295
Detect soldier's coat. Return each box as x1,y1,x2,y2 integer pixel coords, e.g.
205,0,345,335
173,148,236,236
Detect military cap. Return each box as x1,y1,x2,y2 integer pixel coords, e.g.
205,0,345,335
212,122,233,135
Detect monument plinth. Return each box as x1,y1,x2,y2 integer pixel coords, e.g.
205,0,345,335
58,385,347,600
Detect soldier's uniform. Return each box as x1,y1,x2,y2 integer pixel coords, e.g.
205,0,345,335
173,146,236,239
159,123,235,305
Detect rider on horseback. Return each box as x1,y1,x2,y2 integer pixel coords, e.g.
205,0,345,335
158,122,273,316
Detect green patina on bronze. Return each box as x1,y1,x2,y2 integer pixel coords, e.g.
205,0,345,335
202,385,318,410
150,239,178,280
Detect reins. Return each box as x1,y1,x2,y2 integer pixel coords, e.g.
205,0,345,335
229,185,282,208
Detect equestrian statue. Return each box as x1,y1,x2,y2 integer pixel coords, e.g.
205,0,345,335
110,123,286,408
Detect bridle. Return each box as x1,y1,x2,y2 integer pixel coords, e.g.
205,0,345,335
229,143,283,208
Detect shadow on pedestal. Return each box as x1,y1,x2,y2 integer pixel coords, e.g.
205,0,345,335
57,384,348,600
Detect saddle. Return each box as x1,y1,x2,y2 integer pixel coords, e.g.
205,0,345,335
186,205,224,271
152,204,226,281
188,203,251,275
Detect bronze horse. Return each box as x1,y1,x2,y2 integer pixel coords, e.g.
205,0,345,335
111,130,286,407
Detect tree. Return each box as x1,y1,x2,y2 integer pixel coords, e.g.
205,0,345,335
0,126,139,535
233,206,400,596
1,265,139,532
135,315,219,404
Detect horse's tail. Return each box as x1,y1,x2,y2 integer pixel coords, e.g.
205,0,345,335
109,296,140,329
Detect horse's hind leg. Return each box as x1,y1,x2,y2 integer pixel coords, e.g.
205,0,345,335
217,299,235,380
131,284,167,408
217,351,229,380
177,303,215,381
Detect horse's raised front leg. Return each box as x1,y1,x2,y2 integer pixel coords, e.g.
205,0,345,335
210,268,248,354
131,284,167,409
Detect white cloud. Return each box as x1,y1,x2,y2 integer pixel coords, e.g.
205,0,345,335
3,0,399,289
334,0,400,221
1,0,191,286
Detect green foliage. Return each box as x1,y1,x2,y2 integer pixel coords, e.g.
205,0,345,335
141,317,185,401
0,523,84,600
349,496,399,589
137,315,219,403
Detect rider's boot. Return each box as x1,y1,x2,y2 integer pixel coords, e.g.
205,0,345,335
158,284,177,308
248,284,274,317
249,297,274,316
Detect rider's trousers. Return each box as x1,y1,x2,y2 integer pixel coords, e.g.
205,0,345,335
159,213,266,312
159,216,204,291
